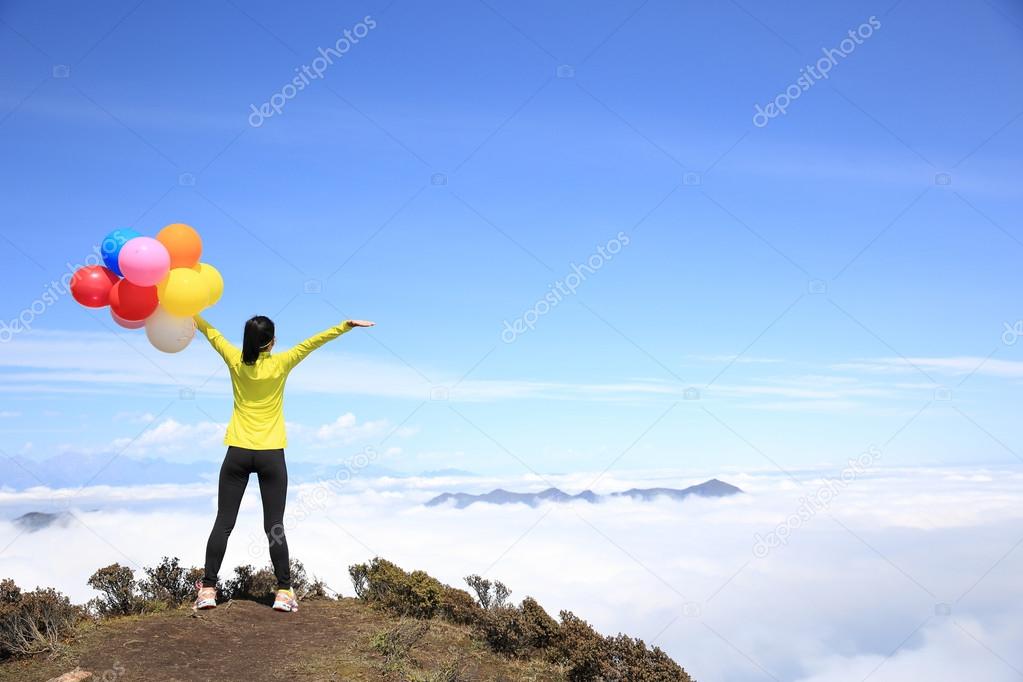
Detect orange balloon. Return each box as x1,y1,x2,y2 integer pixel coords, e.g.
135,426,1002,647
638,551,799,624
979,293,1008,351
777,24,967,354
156,223,202,269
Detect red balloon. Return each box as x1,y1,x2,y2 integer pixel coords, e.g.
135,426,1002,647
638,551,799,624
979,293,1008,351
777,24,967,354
70,266,119,308
109,279,158,321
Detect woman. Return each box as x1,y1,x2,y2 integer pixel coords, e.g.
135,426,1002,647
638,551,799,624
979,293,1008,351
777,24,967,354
192,313,374,612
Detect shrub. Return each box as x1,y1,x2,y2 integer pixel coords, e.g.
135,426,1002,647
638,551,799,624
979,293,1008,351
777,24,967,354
87,564,142,617
184,566,205,591
222,559,328,604
553,610,691,682
0,580,20,604
349,560,692,680
350,562,369,598
0,579,82,660
89,560,208,615
405,659,463,682
464,574,510,610
520,597,560,650
139,556,194,606
289,559,332,600
349,558,444,619
371,619,430,667
438,585,479,625
372,620,468,682
601,633,691,682
552,611,608,681
221,564,275,605
476,597,559,657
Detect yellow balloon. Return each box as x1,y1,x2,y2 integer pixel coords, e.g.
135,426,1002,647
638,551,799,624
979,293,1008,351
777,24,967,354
193,263,224,306
157,267,208,317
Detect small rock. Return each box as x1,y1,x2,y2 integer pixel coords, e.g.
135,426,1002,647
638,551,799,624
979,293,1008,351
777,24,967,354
46,669,92,682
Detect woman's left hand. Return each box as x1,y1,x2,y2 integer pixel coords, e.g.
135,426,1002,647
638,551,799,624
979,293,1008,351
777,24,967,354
346,320,375,328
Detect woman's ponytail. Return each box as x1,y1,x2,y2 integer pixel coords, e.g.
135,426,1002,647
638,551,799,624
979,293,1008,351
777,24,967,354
242,316,275,365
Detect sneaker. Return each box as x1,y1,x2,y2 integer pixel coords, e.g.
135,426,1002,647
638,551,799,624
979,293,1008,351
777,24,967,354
272,588,298,612
193,580,217,611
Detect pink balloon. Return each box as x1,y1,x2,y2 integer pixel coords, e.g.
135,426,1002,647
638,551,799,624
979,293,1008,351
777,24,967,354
111,309,146,329
118,237,170,286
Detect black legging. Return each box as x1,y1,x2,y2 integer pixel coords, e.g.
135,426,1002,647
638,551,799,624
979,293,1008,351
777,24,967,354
203,446,290,590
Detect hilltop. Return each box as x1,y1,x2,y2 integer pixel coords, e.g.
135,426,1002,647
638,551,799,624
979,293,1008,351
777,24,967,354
0,558,693,682
0,598,564,682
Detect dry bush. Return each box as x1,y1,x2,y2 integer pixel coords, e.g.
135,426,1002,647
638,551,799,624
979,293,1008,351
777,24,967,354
438,585,480,625
349,558,445,619
289,559,332,600
0,578,82,660
350,558,480,624
89,559,207,615
600,633,691,682
476,597,559,657
350,559,692,681
139,556,195,606
221,564,276,604
550,610,603,680
184,567,205,591
520,597,560,650
223,559,329,604
371,619,430,667
404,658,464,682
87,564,142,617
372,620,467,682
464,574,510,610
553,610,692,682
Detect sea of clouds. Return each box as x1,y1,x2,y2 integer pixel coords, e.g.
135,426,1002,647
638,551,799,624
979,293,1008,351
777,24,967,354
1,466,1021,682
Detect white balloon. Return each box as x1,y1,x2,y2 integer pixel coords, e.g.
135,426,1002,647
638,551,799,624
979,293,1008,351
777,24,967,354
145,307,195,353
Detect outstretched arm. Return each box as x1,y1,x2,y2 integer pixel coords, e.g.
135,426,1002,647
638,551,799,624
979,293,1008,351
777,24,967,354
194,315,241,365
278,319,374,372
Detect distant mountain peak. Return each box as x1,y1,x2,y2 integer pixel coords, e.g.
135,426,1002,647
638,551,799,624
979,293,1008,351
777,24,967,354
425,479,742,509
12,511,73,532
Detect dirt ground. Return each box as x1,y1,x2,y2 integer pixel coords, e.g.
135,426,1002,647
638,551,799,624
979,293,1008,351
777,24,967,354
0,598,566,682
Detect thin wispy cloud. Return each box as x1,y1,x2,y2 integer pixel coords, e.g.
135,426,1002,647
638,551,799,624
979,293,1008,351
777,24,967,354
835,357,1023,379
2,331,999,410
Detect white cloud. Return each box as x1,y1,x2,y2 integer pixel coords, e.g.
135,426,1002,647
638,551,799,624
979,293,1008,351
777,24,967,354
1,466,1021,682
792,619,1022,682
315,413,388,442
95,413,413,456
109,417,226,455
289,412,393,445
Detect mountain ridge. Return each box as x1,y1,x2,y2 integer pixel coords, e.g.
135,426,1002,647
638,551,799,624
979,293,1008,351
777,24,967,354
426,478,742,508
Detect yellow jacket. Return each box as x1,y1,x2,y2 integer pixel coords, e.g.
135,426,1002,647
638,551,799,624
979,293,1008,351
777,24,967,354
194,315,352,450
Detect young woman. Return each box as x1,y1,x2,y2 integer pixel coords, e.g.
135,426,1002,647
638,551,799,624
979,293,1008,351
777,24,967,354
192,314,374,612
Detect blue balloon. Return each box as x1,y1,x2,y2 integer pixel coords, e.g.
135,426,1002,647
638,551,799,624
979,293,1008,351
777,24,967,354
100,228,141,276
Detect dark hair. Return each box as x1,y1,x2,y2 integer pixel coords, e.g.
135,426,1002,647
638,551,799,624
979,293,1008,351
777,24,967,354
242,316,275,365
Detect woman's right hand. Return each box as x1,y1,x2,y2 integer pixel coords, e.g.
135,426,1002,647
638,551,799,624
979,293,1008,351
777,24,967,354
346,320,375,328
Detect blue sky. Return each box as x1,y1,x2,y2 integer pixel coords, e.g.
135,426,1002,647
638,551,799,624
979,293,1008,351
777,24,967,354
1,0,1022,480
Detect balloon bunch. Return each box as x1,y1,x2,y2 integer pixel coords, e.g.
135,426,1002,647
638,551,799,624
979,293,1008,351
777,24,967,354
70,224,223,353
